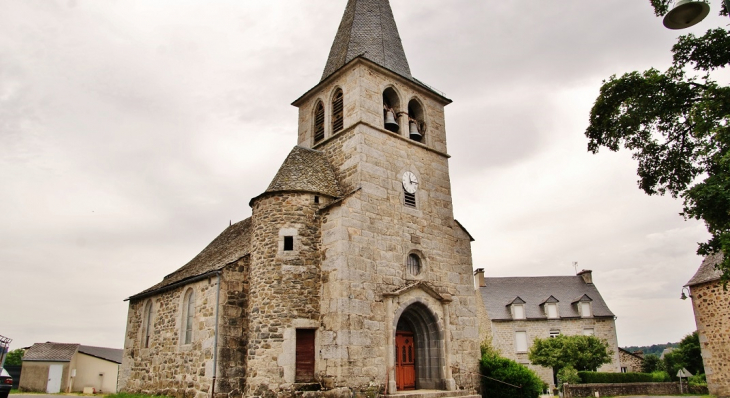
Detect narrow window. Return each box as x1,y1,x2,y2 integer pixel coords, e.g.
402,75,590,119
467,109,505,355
284,236,294,251
184,290,195,344
314,101,325,143
546,303,558,319
383,88,400,133
295,329,316,382
515,331,528,353
314,195,320,204
404,191,416,208
332,89,343,133
144,301,153,348
407,253,421,276
580,302,592,317
583,328,595,336
407,99,425,142
549,330,560,338
512,304,525,320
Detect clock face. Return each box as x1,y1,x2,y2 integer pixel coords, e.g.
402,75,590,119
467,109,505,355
402,171,419,194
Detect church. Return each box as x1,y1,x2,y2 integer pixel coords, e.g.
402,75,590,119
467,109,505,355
119,0,482,396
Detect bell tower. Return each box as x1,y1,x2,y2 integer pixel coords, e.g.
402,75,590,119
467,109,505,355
285,0,478,393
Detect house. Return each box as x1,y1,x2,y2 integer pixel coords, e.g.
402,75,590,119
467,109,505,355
685,253,730,398
19,342,122,394
617,348,644,373
475,269,621,387
119,0,482,396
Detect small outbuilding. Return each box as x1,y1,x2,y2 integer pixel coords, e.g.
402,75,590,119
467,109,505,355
19,342,122,394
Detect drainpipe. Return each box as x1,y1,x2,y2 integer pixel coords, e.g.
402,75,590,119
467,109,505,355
211,272,222,398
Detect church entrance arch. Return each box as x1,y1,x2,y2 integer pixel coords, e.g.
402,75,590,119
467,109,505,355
395,302,445,390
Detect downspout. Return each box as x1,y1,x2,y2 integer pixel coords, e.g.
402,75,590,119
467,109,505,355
211,271,222,398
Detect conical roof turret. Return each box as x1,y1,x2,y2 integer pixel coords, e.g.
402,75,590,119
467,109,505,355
321,0,411,82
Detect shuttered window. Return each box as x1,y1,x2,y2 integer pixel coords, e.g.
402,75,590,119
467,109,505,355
404,191,416,208
515,331,528,353
332,90,343,133
314,101,325,143
296,329,315,382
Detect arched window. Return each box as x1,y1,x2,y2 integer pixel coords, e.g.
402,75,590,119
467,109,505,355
332,89,344,134
143,300,154,348
183,289,195,344
383,88,400,133
314,101,325,143
407,253,421,276
407,99,426,142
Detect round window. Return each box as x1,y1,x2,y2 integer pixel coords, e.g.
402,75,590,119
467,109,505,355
407,253,421,276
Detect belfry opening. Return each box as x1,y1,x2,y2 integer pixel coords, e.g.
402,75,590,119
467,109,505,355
395,303,446,391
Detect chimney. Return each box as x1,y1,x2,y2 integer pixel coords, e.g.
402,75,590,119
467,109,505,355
634,350,644,359
474,268,486,288
577,269,593,284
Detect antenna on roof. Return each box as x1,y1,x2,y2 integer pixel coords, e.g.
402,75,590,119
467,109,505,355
229,220,232,226
573,261,578,275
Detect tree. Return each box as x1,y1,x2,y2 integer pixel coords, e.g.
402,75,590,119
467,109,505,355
480,344,545,398
675,331,704,375
585,1,730,280
528,335,613,382
641,353,663,373
4,348,24,366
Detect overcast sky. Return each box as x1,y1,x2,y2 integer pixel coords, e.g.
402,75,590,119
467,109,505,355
3,0,728,352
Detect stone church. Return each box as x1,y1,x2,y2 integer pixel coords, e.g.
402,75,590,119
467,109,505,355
119,0,481,397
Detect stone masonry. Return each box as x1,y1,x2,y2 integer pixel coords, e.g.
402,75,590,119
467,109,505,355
689,279,730,398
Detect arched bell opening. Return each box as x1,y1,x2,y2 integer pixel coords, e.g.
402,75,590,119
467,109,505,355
407,99,426,142
395,302,445,391
383,88,401,133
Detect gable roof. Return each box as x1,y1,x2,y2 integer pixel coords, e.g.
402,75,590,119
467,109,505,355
23,342,79,362
259,146,342,200
129,217,252,300
322,0,411,82
479,275,615,321
78,345,123,364
686,253,723,287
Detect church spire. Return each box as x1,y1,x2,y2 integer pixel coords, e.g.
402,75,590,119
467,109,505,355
321,0,412,82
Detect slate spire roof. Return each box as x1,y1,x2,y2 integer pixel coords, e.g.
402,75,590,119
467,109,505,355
321,0,411,82
686,252,723,287
264,146,342,198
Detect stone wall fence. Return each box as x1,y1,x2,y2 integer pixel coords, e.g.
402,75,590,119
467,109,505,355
564,382,708,398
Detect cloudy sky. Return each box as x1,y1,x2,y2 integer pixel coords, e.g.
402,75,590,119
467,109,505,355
3,0,728,352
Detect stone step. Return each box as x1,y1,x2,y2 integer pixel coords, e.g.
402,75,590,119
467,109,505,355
383,390,479,398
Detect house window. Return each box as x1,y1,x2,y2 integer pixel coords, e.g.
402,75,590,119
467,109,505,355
512,304,525,320
546,303,558,319
332,89,344,133
143,300,154,348
621,367,627,373
407,253,422,276
549,330,560,338
580,302,592,318
583,328,595,336
183,289,195,345
314,101,325,143
296,329,316,382
284,236,294,251
515,331,528,353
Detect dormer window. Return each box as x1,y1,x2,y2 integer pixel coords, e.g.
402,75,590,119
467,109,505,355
508,297,526,320
541,295,560,319
573,294,593,318
332,89,344,133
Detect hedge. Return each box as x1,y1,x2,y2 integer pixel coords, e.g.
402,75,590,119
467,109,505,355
577,371,670,384
480,346,545,398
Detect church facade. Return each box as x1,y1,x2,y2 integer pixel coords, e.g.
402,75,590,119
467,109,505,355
118,1,481,397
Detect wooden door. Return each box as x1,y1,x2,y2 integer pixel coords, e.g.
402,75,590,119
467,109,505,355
395,332,416,390
296,329,315,382
46,364,63,393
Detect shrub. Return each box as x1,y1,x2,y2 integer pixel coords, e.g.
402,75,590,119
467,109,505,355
480,344,544,398
651,371,671,382
557,366,580,388
578,371,659,383
688,373,707,387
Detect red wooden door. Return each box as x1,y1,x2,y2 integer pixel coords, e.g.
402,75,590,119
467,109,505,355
296,329,315,382
395,332,416,390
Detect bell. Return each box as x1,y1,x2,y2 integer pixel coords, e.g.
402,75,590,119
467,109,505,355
409,121,422,140
384,110,399,132
663,0,710,30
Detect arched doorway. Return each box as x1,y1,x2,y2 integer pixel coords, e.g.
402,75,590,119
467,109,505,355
395,302,445,390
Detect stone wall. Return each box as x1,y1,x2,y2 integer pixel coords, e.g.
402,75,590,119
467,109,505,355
618,349,644,373
490,317,621,387
246,192,323,396
690,279,730,398
119,259,249,398
564,382,708,398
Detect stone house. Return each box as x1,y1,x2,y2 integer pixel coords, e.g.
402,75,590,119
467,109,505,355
119,0,482,397
475,269,621,387
19,342,122,394
685,253,730,398
617,348,644,373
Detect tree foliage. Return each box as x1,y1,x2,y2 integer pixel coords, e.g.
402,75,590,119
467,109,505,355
480,344,545,398
641,353,664,373
4,348,24,366
663,331,704,378
586,2,730,278
528,335,613,372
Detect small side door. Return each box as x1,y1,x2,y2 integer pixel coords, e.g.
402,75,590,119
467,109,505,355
46,364,63,393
